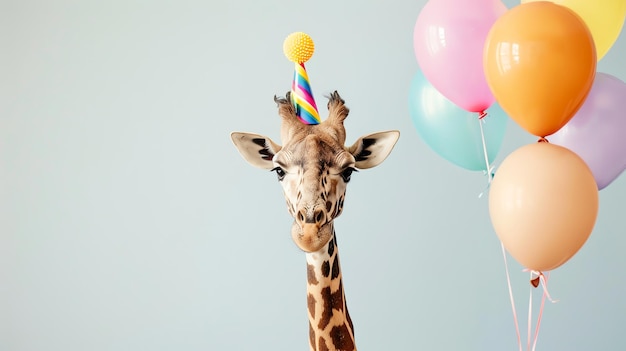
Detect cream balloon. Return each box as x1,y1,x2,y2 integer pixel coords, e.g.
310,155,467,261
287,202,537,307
489,142,599,271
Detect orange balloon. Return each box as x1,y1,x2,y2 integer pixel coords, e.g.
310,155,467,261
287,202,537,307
484,2,596,137
489,142,598,272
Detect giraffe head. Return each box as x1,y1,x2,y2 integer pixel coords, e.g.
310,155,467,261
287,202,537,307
231,91,399,253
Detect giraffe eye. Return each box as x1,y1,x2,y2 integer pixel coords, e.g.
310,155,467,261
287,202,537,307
271,167,286,181
340,167,357,182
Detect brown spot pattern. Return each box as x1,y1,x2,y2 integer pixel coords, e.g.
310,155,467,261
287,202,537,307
346,305,354,333
327,236,335,256
318,283,347,331
318,336,330,351
317,287,333,330
321,261,330,277
330,281,345,312
307,264,318,285
331,255,340,280
330,324,355,351
307,293,316,318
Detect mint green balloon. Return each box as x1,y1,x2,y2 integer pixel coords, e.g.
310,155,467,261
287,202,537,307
408,71,507,171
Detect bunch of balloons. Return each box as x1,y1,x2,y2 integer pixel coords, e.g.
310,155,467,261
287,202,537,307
412,0,626,273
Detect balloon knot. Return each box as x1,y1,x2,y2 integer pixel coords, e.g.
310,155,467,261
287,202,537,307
523,269,559,303
537,137,549,143
530,276,541,288
527,270,544,288
478,111,487,120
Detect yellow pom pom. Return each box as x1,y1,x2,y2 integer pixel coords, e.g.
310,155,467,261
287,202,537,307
283,32,315,63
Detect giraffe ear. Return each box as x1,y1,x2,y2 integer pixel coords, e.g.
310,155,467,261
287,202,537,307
348,130,400,169
231,132,282,170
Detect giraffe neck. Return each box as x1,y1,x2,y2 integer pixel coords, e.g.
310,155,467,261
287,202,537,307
305,230,356,351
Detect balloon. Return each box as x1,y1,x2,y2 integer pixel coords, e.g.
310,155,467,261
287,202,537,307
522,0,626,60
413,0,507,113
408,70,507,171
483,1,596,137
489,142,599,272
550,73,626,190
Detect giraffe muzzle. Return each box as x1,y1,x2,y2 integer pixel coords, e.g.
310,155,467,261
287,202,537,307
291,220,333,253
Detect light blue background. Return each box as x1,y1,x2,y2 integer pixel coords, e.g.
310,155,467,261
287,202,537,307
2,1,625,350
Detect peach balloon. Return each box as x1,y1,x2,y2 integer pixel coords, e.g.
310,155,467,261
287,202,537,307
483,2,596,137
489,142,599,272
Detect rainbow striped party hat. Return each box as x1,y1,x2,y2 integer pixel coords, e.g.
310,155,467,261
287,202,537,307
283,32,321,125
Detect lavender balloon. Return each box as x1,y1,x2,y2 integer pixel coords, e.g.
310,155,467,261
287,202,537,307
551,72,626,190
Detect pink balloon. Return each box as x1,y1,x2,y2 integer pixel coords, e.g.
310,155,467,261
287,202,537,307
551,73,626,190
413,0,507,113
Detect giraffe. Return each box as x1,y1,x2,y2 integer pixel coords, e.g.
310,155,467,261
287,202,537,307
230,91,399,351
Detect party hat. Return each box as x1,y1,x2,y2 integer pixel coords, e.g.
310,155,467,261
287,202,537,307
283,32,321,125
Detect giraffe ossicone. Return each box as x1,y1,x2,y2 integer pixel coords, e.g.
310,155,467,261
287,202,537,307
231,91,399,351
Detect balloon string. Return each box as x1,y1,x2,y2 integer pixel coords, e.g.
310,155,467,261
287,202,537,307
523,270,558,351
531,272,550,351
527,271,533,351
478,111,493,183
501,246,559,351
524,270,558,304
478,111,494,198
501,242,523,351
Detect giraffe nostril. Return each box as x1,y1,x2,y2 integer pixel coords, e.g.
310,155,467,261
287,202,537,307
297,208,326,225
315,210,325,224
